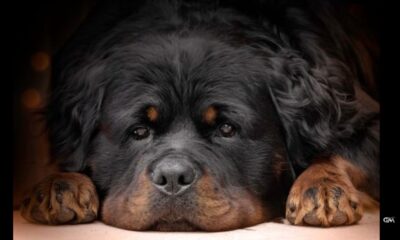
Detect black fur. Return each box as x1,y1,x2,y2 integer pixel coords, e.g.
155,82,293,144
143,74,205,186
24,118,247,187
45,0,379,228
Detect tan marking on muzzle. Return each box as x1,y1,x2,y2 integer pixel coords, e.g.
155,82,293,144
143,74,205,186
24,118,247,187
102,173,155,230
194,174,269,231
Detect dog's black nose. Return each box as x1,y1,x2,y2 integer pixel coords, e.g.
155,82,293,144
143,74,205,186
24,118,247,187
151,159,197,195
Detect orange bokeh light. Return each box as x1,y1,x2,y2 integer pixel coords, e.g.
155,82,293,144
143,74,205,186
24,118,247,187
31,52,50,72
21,89,42,109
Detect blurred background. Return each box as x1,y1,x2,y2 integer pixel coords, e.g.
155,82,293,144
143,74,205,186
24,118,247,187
11,0,381,208
12,0,96,208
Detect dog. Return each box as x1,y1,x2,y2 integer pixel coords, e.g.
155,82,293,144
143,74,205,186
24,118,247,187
20,0,380,231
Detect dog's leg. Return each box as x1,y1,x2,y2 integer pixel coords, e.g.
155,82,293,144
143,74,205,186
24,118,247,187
20,172,99,225
285,156,378,227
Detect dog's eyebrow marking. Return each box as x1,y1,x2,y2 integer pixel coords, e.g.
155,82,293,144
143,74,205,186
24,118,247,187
147,106,158,122
203,106,218,125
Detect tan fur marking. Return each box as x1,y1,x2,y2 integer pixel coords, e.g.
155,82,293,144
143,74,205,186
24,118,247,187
332,156,379,211
102,171,270,231
102,172,154,230
194,173,268,231
286,156,378,227
272,153,288,179
203,106,217,125
20,173,99,225
147,106,158,122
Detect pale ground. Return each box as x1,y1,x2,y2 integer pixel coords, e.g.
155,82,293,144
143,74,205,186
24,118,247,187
13,210,379,240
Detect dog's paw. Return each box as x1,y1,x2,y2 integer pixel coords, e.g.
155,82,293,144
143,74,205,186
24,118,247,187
285,164,363,227
20,172,99,225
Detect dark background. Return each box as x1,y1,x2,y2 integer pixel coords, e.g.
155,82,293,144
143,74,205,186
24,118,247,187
11,0,96,207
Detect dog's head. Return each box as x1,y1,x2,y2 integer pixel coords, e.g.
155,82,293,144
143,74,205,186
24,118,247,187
46,0,370,231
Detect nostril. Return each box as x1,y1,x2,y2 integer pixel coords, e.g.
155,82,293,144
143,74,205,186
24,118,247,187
178,175,184,185
178,172,194,186
152,171,168,186
159,176,167,186
178,175,187,186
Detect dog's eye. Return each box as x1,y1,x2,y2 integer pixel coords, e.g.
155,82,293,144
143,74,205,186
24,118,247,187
131,127,150,140
219,123,236,137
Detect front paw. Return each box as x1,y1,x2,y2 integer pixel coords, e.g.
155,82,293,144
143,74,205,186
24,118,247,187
20,172,99,225
286,174,363,227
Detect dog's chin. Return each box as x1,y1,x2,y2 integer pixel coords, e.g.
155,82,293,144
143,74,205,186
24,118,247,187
149,220,200,232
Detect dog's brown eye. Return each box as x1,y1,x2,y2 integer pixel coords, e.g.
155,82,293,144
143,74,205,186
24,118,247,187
132,127,150,140
219,123,235,137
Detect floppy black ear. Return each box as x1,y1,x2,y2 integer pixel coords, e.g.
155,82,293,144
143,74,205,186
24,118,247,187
267,53,357,168
45,0,149,172
46,60,106,172
262,1,378,169
45,2,117,172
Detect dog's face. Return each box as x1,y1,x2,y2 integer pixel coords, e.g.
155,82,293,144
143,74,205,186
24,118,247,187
83,36,289,231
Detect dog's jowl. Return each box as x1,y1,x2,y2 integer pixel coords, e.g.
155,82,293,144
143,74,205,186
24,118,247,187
21,0,379,231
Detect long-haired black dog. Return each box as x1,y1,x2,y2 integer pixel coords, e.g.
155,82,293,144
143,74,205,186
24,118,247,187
21,0,379,231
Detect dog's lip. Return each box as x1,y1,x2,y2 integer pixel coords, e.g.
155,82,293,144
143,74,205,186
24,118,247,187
148,219,200,231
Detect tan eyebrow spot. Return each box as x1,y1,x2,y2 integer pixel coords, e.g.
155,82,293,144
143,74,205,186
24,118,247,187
147,106,158,122
203,106,218,125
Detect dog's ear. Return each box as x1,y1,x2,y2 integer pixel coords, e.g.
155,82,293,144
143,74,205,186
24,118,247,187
262,1,378,169
46,59,106,172
267,54,357,169
45,0,149,172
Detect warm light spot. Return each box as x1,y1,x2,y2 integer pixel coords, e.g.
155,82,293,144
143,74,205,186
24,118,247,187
203,106,218,125
21,89,42,109
31,51,50,72
147,106,158,122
